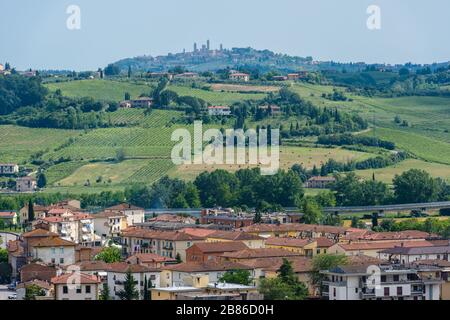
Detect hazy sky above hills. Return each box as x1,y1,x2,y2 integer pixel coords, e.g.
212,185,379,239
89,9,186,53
1,0,449,70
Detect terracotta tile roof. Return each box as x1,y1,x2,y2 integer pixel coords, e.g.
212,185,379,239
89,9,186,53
121,227,205,241
17,279,52,291
380,245,450,255
336,240,434,251
73,260,110,272
106,262,159,273
190,241,248,253
20,263,57,274
0,211,16,218
33,237,77,247
93,211,126,218
106,203,144,211
126,253,176,264
343,230,435,242
221,248,302,259
265,237,313,248
208,230,263,241
47,208,71,216
51,272,100,285
7,240,24,257
181,228,218,238
347,255,384,266
260,257,313,273
315,237,335,248
163,261,253,272
22,229,59,238
242,223,349,235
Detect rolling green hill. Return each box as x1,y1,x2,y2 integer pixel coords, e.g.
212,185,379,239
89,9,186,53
3,79,450,194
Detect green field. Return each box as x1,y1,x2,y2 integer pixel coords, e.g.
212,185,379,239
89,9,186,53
45,79,267,105
3,79,450,194
356,159,450,184
45,80,154,101
0,125,80,163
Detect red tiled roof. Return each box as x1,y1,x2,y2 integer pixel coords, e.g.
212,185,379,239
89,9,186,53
343,230,434,242
221,248,302,259
121,227,205,241
22,229,59,238
315,237,335,248
190,241,248,253
208,230,263,241
0,211,16,218
180,228,218,238
106,262,159,273
163,261,253,272
51,272,100,285
265,237,313,248
126,253,176,264
336,240,434,251
33,237,76,247
242,223,349,235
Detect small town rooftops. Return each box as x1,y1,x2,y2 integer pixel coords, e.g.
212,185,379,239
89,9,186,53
106,262,160,273
121,227,205,241
93,211,126,219
335,240,435,251
105,203,144,211
380,245,450,255
208,230,263,241
32,237,77,247
163,261,253,272
190,241,248,253
22,229,59,238
265,237,314,248
221,248,302,259
51,272,100,285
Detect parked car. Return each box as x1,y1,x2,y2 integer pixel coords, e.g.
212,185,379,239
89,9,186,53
8,293,17,300
7,283,16,291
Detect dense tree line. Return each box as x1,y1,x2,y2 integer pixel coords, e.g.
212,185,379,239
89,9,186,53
332,169,449,207
317,133,395,150
0,74,47,115
0,75,119,129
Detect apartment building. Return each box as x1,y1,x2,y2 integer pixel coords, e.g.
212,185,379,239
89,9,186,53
52,272,100,300
103,203,145,227
322,263,442,300
120,227,204,261
92,211,127,240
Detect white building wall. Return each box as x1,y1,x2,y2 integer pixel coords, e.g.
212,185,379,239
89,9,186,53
34,246,75,266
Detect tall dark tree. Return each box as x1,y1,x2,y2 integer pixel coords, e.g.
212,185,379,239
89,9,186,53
37,173,47,188
143,275,150,300
117,268,139,300
27,199,35,222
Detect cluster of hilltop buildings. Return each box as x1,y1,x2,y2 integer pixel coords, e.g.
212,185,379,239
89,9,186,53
2,200,450,300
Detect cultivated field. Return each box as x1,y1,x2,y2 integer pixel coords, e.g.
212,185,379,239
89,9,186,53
169,146,374,181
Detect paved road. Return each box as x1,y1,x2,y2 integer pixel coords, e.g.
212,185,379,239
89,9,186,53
0,285,14,300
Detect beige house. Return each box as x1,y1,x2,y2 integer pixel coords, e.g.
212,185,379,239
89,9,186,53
106,263,160,300
104,203,145,227
120,227,204,261
229,73,250,82
92,211,127,241
0,163,19,175
16,176,37,192
52,272,100,300
0,211,18,225
328,240,435,258
31,237,77,266
206,231,266,249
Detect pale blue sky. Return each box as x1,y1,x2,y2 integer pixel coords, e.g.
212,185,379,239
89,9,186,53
1,0,449,70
